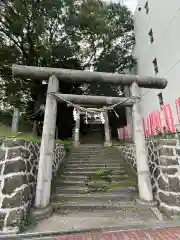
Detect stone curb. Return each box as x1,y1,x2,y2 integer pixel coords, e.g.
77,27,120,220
2,221,180,239
31,205,53,221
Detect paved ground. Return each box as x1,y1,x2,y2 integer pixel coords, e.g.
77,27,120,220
55,227,180,240
28,207,162,233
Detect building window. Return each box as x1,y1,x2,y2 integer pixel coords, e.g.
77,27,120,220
145,1,149,14
158,92,164,106
148,29,154,43
153,58,158,74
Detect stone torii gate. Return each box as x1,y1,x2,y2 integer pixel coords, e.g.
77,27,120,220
12,64,167,209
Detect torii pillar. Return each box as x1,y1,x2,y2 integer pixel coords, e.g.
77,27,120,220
35,75,59,208
131,82,153,202
104,109,112,147
74,110,80,147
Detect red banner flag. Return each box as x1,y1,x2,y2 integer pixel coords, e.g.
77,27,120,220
161,104,176,133
124,126,127,140
117,128,124,140
148,113,153,136
142,117,148,136
154,110,163,134
176,97,180,123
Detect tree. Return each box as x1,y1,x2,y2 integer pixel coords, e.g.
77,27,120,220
0,0,134,111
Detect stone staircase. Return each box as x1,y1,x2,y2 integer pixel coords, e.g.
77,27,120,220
32,144,164,233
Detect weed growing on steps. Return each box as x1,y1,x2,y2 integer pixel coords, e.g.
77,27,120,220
84,167,138,193
85,168,114,193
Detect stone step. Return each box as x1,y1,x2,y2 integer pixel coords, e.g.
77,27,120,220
51,199,149,212
68,157,122,161
55,186,91,194
52,190,138,202
63,168,125,173
67,159,122,163
69,152,120,156
59,173,127,181
61,170,126,175
56,176,129,186
64,166,125,171
55,182,136,194
65,163,122,168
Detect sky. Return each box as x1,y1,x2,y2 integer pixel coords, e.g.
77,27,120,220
105,0,137,13
124,0,137,12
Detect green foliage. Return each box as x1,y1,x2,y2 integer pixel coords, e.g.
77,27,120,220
85,167,113,192
0,124,73,147
0,0,134,110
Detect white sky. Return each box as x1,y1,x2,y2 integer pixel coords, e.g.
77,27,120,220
124,0,137,12
105,0,137,13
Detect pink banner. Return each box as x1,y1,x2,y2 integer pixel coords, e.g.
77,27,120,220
117,128,124,140
147,113,153,136
154,110,163,133
127,125,132,139
161,104,176,133
124,126,128,140
144,111,163,136
176,97,180,123
142,117,148,137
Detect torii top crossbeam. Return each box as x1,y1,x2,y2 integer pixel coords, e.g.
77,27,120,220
12,65,167,89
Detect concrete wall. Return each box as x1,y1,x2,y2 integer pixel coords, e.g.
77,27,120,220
134,0,180,125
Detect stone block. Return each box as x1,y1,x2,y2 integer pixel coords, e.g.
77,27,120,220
29,174,36,183
3,139,25,148
4,159,26,175
0,149,6,162
26,161,32,172
159,156,179,166
159,146,174,156
176,148,180,156
2,186,30,208
162,167,178,175
157,176,169,191
0,137,4,146
159,205,174,218
7,148,30,160
159,192,180,207
151,177,155,186
149,163,156,174
6,209,24,227
0,163,3,174
0,212,6,229
2,175,28,194
159,139,177,146
153,167,160,178
32,166,37,175
168,177,180,192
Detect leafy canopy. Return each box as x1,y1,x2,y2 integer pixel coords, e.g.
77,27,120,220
0,0,134,109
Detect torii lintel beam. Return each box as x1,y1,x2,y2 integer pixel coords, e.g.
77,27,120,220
50,92,135,107
12,64,167,89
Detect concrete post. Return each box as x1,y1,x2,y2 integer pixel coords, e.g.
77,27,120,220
104,110,112,147
35,75,59,208
11,108,20,132
74,110,80,147
131,82,153,202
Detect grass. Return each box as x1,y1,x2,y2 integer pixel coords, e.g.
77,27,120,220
0,124,72,146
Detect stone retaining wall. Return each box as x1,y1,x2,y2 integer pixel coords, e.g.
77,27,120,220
119,138,180,218
0,138,66,232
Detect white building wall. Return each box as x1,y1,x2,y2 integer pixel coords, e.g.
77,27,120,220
134,0,180,126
